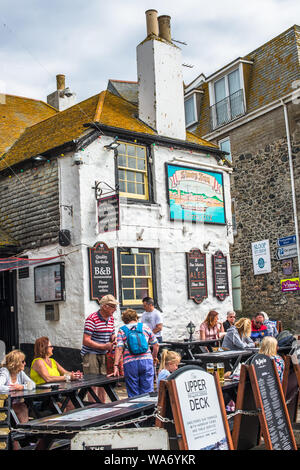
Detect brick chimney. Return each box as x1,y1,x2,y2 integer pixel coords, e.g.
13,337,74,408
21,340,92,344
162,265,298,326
137,10,186,140
47,74,76,111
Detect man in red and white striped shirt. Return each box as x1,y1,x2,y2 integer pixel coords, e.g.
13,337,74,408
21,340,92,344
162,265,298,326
81,294,118,401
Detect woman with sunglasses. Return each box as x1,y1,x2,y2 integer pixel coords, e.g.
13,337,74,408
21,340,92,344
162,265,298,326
0,349,35,448
30,337,82,384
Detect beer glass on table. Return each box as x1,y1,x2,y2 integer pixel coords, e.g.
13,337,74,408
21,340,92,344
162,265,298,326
217,362,225,384
206,363,214,375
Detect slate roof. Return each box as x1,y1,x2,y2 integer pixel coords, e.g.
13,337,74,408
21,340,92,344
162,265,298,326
0,88,218,172
194,25,300,137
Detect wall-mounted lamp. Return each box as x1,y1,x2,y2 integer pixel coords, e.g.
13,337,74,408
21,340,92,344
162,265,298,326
104,137,120,151
31,155,46,162
203,241,211,251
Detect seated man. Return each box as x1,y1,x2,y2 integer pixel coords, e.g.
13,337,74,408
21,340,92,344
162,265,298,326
251,313,268,342
223,311,236,332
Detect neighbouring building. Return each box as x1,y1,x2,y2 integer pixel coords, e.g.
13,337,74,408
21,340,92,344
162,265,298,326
185,25,300,330
0,10,234,359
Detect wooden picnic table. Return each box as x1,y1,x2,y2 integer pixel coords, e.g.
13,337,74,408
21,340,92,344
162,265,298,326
161,338,222,360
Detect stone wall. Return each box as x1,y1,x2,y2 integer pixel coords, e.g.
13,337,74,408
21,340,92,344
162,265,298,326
213,105,300,331
0,160,60,250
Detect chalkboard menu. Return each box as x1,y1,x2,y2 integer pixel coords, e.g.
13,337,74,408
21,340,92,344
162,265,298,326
251,354,295,450
212,250,229,301
97,194,120,233
88,242,116,301
186,249,207,304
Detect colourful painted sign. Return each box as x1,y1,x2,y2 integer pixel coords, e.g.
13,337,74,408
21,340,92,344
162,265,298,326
280,278,300,292
166,164,225,224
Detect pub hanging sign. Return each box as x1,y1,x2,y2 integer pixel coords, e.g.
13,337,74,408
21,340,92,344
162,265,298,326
186,249,208,304
88,242,116,301
212,250,229,301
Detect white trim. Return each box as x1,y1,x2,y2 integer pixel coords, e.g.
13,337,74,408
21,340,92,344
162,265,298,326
184,93,198,127
206,58,253,83
203,91,294,140
184,89,203,99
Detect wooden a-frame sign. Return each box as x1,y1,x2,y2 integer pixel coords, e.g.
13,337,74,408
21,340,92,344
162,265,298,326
232,355,297,450
282,354,300,425
155,365,234,450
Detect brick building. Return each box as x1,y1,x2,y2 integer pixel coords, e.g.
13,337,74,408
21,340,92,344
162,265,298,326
185,25,300,330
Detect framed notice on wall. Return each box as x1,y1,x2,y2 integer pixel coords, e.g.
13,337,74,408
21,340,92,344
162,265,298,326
34,262,65,303
88,242,116,301
212,251,229,301
186,249,207,304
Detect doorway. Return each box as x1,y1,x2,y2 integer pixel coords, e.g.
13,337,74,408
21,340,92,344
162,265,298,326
0,269,18,353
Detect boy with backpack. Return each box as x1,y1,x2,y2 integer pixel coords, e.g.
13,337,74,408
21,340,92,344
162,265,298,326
111,308,159,397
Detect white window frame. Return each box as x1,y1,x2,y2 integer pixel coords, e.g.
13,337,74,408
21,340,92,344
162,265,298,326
208,61,249,129
218,136,232,163
184,92,198,128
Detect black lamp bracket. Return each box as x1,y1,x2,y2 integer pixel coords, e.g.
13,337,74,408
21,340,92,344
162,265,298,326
93,181,119,200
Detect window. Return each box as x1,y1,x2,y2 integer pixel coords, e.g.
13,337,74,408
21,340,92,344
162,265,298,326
231,263,242,311
184,94,197,127
210,68,245,129
120,250,154,306
219,137,232,163
117,142,149,200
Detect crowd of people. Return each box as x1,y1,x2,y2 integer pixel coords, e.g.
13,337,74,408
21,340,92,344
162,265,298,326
0,298,289,449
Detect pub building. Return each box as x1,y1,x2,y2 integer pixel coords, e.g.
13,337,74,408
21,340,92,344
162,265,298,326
0,11,234,359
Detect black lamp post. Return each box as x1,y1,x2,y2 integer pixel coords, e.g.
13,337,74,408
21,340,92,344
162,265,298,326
186,321,195,342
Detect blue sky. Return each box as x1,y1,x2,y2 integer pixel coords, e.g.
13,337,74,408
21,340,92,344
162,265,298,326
1,0,299,103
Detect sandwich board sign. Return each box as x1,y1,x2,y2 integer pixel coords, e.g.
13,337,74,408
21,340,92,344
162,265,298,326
232,355,296,450
156,365,233,450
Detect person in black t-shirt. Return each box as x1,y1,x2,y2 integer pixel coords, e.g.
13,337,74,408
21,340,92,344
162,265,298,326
223,311,236,332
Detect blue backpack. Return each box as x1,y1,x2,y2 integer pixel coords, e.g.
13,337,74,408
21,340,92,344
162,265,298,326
121,323,149,355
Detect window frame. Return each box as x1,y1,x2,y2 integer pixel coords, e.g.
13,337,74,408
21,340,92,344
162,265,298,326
117,248,157,310
115,140,151,202
184,92,198,128
218,136,232,163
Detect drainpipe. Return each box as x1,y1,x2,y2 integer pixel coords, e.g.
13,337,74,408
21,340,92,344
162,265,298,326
281,99,300,275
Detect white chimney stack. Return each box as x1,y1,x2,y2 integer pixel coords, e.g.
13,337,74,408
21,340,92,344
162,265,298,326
137,10,186,140
47,74,76,111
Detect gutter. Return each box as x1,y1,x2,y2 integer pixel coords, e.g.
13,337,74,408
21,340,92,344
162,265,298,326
281,99,300,275
84,122,227,161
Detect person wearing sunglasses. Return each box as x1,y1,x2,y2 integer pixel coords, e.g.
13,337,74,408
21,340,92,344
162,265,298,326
30,337,82,384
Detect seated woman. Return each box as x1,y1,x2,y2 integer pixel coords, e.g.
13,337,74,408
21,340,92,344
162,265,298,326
199,310,225,341
0,349,36,449
222,318,255,350
259,336,284,382
30,336,82,384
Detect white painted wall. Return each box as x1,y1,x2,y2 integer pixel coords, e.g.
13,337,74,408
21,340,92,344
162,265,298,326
17,135,234,348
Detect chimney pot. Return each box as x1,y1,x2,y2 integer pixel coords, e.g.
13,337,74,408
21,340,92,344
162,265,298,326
56,74,66,91
158,15,171,42
145,9,159,36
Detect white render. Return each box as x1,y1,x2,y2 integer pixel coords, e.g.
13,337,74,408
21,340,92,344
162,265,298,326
17,136,234,349
137,38,186,140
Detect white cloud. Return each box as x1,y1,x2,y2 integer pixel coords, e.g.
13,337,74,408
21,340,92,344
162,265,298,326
0,0,300,101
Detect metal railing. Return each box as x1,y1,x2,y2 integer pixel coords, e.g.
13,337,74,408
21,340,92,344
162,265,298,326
210,89,245,130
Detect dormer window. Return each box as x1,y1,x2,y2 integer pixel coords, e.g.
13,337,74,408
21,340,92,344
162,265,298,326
208,60,251,131
184,93,197,127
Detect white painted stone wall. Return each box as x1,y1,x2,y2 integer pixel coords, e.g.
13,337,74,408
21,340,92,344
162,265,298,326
137,38,186,140
17,135,234,349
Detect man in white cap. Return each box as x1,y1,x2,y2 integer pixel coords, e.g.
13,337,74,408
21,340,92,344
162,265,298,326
81,294,118,401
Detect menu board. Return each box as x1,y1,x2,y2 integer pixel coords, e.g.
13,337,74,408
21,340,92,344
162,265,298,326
212,251,229,301
186,249,207,304
97,194,120,233
251,354,295,450
88,242,116,301
34,262,65,303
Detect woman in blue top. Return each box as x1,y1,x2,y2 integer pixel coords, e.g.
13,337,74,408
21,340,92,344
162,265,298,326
259,336,285,382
